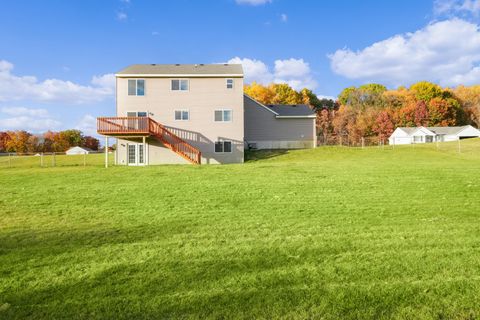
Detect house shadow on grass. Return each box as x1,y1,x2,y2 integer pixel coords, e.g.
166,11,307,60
245,149,289,162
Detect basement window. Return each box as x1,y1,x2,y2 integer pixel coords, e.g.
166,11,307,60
214,141,232,153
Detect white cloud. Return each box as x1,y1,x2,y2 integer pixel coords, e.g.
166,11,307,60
0,60,114,104
235,0,272,5
273,58,317,90
434,0,480,15
75,114,97,137
227,57,273,84
280,13,288,22
329,19,480,87
116,12,127,21
0,107,61,132
1,106,50,117
227,57,317,90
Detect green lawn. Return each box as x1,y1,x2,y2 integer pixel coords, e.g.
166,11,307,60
1,141,480,319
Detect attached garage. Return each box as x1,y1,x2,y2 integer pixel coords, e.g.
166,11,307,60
244,95,317,149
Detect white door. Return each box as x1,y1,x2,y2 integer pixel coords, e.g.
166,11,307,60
127,144,145,166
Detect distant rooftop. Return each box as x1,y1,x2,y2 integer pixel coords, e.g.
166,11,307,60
398,126,471,135
116,64,243,76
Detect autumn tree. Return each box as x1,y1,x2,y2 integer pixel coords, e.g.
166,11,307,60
373,110,395,141
414,101,429,126
5,131,33,153
83,136,100,150
244,82,276,104
271,83,302,105
0,132,10,152
409,81,443,102
316,109,332,143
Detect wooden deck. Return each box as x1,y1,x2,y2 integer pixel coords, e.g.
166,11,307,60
97,117,202,164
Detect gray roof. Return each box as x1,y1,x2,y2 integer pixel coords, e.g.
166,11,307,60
398,127,419,135
397,126,470,135
426,126,469,135
266,104,316,117
116,64,243,76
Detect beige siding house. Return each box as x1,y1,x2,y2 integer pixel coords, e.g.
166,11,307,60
97,64,316,165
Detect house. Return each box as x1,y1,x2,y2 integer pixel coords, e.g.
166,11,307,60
66,146,93,155
388,125,480,145
244,95,316,149
97,64,317,166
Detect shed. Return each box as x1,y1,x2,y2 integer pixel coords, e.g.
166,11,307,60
66,146,93,155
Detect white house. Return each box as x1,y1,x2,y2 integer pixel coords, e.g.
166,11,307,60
66,146,92,155
388,125,480,145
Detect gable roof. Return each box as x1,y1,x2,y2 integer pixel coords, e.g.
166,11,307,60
266,104,316,118
426,126,470,135
67,146,93,152
393,125,479,137
116,64,243,77
397,127,417,135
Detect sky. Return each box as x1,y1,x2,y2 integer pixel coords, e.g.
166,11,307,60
0,0,480,136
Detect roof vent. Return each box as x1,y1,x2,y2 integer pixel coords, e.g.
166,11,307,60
200,63,204,66
224,63,228,66
175,64,180,66
151,64,156,66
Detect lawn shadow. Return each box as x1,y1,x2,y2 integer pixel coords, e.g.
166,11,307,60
245,149,289,162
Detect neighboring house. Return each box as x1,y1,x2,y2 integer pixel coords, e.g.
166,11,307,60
388,125,480,145
66,146,92,155
97,64,316,166
244,95,316,149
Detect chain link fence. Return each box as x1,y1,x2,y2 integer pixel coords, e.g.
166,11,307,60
317,135,478,154
0,151,114,169
317,135,386,147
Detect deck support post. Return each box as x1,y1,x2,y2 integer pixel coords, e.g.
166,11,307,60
105,136,109,168
142,136,147,166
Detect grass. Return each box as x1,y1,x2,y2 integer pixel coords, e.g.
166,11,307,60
1,140,480,319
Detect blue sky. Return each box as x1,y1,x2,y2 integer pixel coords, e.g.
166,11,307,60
0,0,479,135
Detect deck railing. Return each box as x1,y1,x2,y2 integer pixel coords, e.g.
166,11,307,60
97,117,149,134
148,118,202,164
97,117,201,164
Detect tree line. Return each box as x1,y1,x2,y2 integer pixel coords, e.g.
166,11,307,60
245,81,480,144
0,130,100,153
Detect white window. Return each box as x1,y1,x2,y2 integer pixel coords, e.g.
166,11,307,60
214,109,232,122
127,111,147,117
174,110,189,121
413,136,423,143
226,79,234,89
214,141,232,153
128,79,145,96
171,79,189,91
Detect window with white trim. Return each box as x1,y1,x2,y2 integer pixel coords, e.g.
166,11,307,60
214,141,232,153
214,109,232,122
174,110,189,121
128,79,145,96
171,79,189,91
226,79,234,89
127,111,147,117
